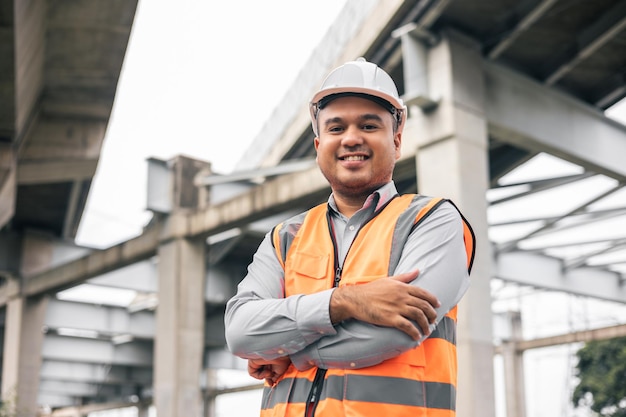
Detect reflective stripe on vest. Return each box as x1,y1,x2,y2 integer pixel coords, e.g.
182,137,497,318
267,194,475,417
263,375,456,410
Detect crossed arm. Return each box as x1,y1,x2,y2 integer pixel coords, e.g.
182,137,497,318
224,202,469,382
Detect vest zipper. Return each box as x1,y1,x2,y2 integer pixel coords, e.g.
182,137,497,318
303,197,402,417
305,368,327,417
334,266,342,287
304,210,341,417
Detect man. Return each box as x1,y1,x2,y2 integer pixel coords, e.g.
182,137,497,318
225,57,475,417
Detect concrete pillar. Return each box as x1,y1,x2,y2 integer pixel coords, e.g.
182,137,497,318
154,237,206,417
502,312,526,417
136,404,150,417
203,369,218,417
2,232,53,416
403,30,496,416
151,154,211,416
1,294,48,417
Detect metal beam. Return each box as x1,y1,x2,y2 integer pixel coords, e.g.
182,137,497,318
42,334,153,367
40,360,152,385
50,401,151,417
495,323,626,353
495,250,626,303
497,182,624,252
88,259,158,293
44,298,155,339
485,62,626,181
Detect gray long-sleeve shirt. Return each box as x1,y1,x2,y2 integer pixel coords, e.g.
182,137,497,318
224,181,470,370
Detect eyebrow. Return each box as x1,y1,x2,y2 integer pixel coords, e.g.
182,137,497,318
322,113,385,128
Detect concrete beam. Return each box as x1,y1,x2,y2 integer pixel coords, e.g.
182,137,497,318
183,164,329,240
19,164,330,301
12,0,46,138
485,62,626,181
0,144,16,230
20,224,161,301
495,250,626,303
17,159,98,184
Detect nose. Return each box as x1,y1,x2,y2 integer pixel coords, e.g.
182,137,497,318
341,125,364,147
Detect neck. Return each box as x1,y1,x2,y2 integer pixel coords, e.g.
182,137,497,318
332,192,369,218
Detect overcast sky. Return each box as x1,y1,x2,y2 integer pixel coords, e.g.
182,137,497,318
76,0,347,248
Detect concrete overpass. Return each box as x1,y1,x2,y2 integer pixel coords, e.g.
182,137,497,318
1,0,625,416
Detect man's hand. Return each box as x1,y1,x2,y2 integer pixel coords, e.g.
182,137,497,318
248,357,292,386
329,270,440,340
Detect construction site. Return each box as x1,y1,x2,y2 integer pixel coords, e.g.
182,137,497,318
1,0,626,416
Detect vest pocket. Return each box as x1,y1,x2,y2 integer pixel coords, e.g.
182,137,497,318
285,251,331,294
288,251,329,279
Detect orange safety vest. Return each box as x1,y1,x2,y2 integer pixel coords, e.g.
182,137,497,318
262,194,475,417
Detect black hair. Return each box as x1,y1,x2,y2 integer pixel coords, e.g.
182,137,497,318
315,92,402,132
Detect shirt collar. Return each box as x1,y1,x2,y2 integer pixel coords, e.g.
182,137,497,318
327,181,399,215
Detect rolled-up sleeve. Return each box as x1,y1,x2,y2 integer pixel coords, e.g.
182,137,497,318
291,202,470,370
224,232,337,360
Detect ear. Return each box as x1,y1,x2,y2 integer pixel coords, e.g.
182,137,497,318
314,137,320,163
394,132,402,160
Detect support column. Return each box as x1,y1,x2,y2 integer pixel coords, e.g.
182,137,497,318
403,30,496,416
152,154,211,416
154,237,206,417
1,294,48,417
203,369,218,417
502,312,526,417
2,232,52,416
136,404,150,417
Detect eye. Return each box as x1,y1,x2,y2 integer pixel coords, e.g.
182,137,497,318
362,123,379,131
327,125,344,133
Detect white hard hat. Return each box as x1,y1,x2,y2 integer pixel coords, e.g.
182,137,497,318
309,57,406,136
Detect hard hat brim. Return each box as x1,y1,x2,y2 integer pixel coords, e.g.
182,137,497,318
310,86,404,113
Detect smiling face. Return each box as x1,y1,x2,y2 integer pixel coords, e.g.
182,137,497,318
314,95,402,205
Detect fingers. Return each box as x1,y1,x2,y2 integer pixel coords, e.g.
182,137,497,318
407,307,434,339
391,269,420,283
394,317,423,341
406,288,440,319
248,357,292,385
248,363,271,380
389,272,441,339
332,272,443,339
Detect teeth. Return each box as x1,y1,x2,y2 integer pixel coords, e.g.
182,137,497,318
344,155,365,161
